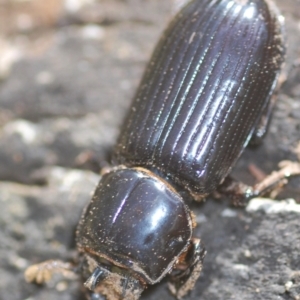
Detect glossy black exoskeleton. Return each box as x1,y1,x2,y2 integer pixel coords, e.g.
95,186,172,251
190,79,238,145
25,0,286,299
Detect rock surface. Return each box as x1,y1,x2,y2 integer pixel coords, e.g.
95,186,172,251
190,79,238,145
0,0,299,300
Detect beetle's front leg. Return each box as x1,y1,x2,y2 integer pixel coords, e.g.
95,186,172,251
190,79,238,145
24,260,78,284
168,238,206,299
218,160,300,206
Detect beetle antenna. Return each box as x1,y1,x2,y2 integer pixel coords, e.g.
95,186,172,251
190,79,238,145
84,267,106,291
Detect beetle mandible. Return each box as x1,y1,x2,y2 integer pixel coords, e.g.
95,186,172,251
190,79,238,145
25,0,288,299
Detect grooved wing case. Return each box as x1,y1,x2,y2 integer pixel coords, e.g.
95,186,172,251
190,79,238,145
113,0,285,196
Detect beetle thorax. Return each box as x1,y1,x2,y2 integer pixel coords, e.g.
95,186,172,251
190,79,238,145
76,167,193,297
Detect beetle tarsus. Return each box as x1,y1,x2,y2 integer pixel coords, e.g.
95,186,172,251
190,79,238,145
168,238,206,299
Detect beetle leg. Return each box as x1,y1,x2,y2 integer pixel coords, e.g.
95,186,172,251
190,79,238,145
84,267,108,291
168,238,206,299
250,71,287,146
218,160,300,206
249,94,276,146
217,176,257,206
24,260,78,284
252,160,300,198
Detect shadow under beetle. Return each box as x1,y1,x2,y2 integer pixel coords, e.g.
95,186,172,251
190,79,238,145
26,0,297,299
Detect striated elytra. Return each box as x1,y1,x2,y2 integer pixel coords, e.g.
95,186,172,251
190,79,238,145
77,0,285,299
113,0,285,198
25,0,286,300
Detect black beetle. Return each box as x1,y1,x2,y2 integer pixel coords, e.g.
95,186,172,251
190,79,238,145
25,0,288,299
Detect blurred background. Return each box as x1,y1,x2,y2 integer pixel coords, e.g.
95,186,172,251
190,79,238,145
0,0,299,300
0,0,174,183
